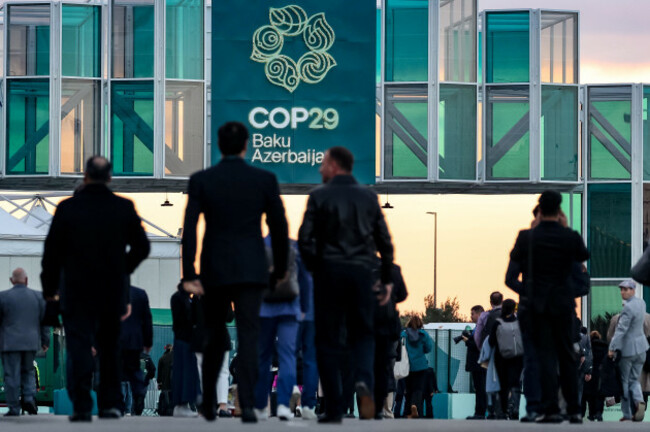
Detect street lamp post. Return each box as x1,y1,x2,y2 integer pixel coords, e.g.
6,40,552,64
426,211,437,308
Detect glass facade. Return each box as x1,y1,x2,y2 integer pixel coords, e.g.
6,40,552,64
485,12,529,83
62,6,101,78
164,82,204,176
541,85,578,181
61,80,101,174
590,281,625,326
8,5,50,77
540,12,577,84
166,0,203,80
439,84,476,179
112,0,154,79
385,0,428,82
439,0,477,83
644,86,650,180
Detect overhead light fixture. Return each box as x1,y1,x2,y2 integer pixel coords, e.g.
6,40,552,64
161,192,173,207
382,194,394,209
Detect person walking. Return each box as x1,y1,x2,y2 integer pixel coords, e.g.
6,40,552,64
401,316,433,419
157,344,174,416
41,156,150,422
465,305,487,420
506,191,589,424
609,279,648,422
0,268,50,416
295,247,317,420
181,121,289,423
298,146,394,423
583,331,607,421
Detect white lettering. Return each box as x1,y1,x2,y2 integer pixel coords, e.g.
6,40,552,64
269,108,291,129
249,107,269,129
291,107,309,129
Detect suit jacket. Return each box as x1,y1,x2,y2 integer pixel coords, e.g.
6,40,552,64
0,285,49,352
182,157,289,288
41,183,150,315
508,221,589,314
120,286,153,350
609,296,650,357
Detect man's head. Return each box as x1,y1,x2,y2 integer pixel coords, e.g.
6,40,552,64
501,299,516,318
9,268,27,286
218,121,249,157
319,146,353,183
470,305,484,323
84,156,112,184
619,279,636,301
489,291,503,307
538,190,562,218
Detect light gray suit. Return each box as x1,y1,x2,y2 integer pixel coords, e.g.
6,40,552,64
0,284,50,414
610,295,649,419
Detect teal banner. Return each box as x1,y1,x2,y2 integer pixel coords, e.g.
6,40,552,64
212,1,376,184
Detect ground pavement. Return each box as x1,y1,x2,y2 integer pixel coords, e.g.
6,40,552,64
0,416,644,431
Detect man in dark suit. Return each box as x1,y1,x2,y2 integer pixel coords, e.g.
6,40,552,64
181,121,289,423
0,268,50,416
298,146,394,422
465,305,486,420
41,156,150,422
120,285,153,415
507,191,589,424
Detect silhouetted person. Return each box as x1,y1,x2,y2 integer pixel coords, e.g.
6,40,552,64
181,121,289,423
41,156,150,422
298,146,394,423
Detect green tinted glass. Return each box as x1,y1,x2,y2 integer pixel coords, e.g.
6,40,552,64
385,0,428,82
643,86,650,180
165,82,204,176
377,8,381,84
6,80,50,175
439,84,476,180
486,86,529,179
486,12,529,83
62,6,100,78
8,5,50,76
111,81,154,176
61,80,101,174
590,282,624,326
560,192,582,233
112,3,154,78
588,183,631,278
166,0,203,80
541,86,578,181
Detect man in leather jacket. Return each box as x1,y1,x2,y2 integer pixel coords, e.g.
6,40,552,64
298,146,394,423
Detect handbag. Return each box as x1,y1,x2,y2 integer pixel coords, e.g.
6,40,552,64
394,336,410,380
631,248,650,286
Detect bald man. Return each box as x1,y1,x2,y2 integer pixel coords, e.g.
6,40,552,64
0,268,49,416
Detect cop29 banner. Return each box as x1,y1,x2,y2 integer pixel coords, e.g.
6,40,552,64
212,0,376,184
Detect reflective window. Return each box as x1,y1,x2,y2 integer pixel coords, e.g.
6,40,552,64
61,80,101,174
112,0,154,78
439,0,477,83
541,85,578,181
165,82,204,176
166,0,203,80
485,12,529,83
485,86,529,180
384,85,428,178
541,12,577,84
560,192,582,234
111,81,154,176
62,6,101,78
385,0,428,82
588,183,631,278
439,84,476,180
643,86,650,180
8,5,50,76
6,80,50,175
590,281,624,333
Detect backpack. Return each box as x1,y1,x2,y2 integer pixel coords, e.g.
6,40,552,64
495,318,523,359
264,245,299,302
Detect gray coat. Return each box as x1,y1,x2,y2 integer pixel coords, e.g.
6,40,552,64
0,285,49,352
610,296,650,358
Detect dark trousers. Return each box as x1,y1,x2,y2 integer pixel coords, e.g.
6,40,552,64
471,368,487,417
121,349,147,415
494,354,523,415
297,320,318,409
202,284,263,411
64,310,122,414
313,262,375,418
394,378,406,417
520,311,542,415
2,351,36,413
172,339,200,406
532,312,579,415
374,334,393,414
582,393,605,418
405,370,427,415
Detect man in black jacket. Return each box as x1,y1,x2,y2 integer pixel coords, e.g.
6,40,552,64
120,285,153,415
298,146,394,423
507,191,589,424
465,305,486,419
181,121,289,422
41,157,150,422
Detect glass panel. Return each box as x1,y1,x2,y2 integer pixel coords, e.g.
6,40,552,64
560,192,582,233
439,0,477,83
588,86,631,180
165,82,204,176
485,86,529,180
6,79,49,175
166,0,203,80
485,12,529,83
439,84,476,180
62,6,100,78
541,12,577,84
588,183,631,278
384,85,427,178
644,86,650,180
8,5,50,76
0,13,5,77
112,0,154,78
541,85,578,181
377,8,381,84
111,81,154,176
590,281,624,335
385,0,428,82
61,80,101,174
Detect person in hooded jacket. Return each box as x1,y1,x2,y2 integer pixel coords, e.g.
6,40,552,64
582,331,607,421
400,316,433,418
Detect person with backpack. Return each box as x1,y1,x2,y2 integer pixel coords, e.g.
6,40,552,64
489,299,523,420
400,316,433,418
474,292,503,350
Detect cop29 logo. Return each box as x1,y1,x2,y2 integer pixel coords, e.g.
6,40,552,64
251,5,336,93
